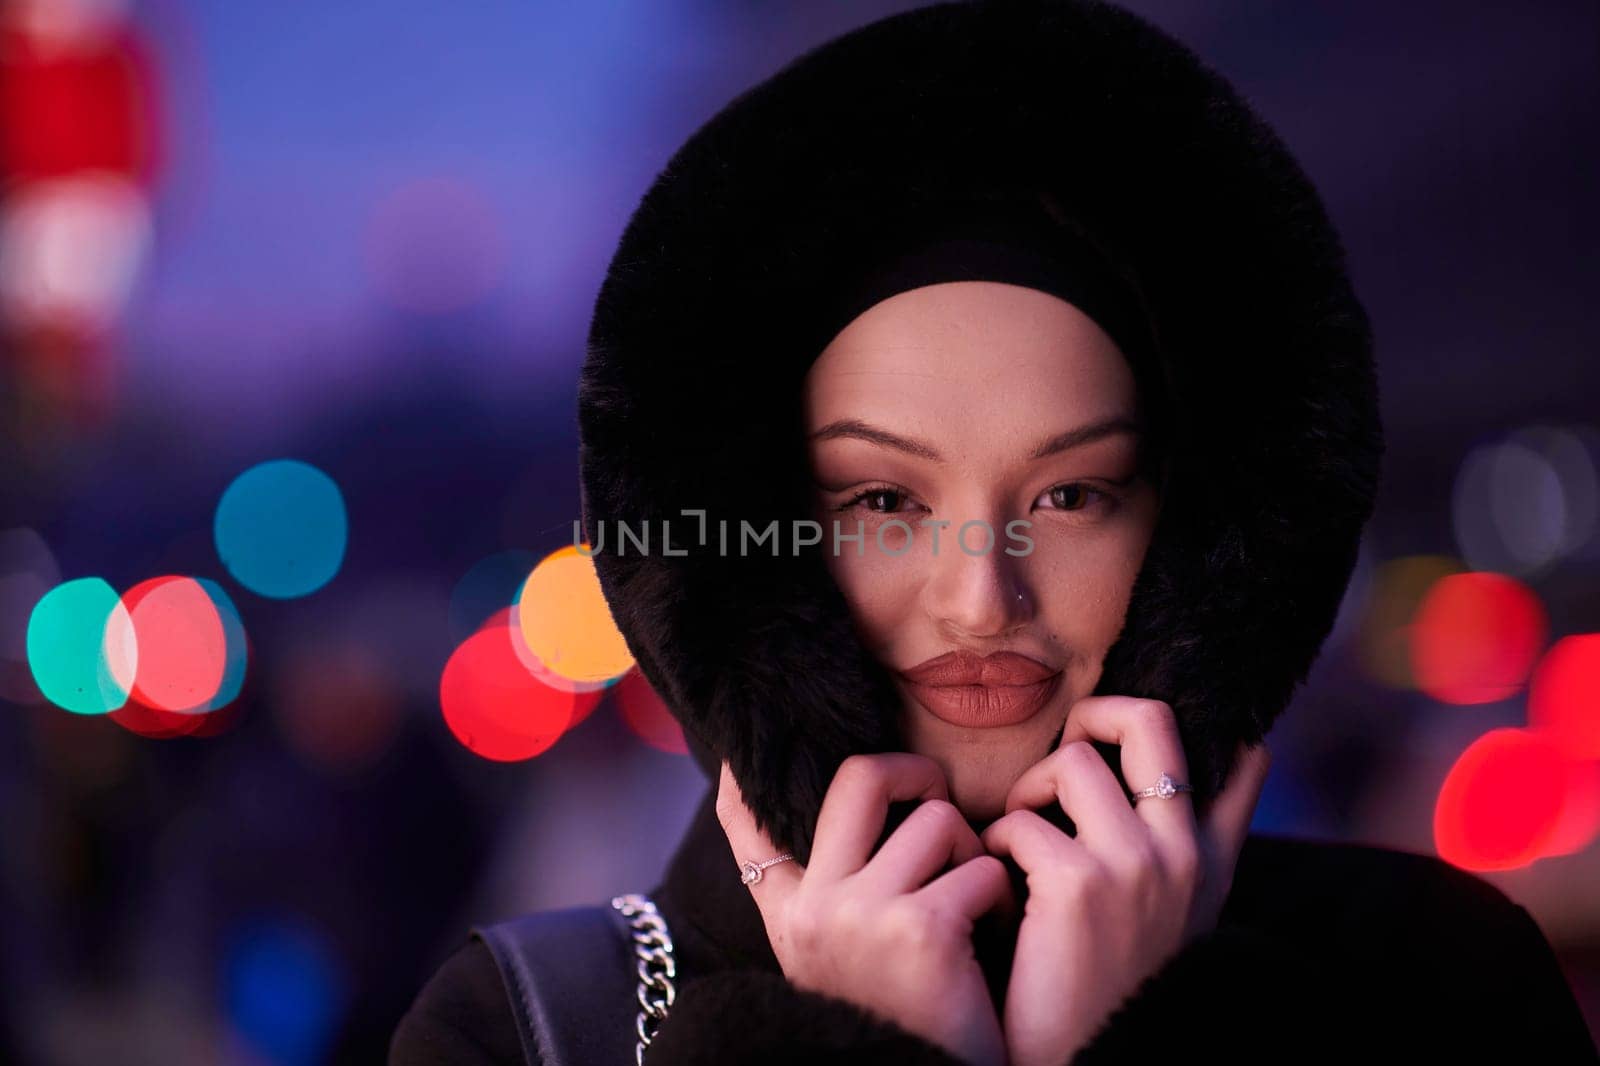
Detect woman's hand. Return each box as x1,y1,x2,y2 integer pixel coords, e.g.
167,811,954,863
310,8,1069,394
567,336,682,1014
717,754,1019,1066
979,698,1272,1066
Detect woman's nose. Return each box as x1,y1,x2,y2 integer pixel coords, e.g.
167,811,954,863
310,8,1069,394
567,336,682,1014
921,521,1035,639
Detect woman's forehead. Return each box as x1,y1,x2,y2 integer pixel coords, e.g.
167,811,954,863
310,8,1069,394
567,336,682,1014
803,281,1138,438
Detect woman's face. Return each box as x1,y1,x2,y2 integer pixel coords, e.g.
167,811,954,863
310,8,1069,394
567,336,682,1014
803,280,1163,826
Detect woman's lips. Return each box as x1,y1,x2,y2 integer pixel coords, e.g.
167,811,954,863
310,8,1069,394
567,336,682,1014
902,671,1063,728
897,651,1064,728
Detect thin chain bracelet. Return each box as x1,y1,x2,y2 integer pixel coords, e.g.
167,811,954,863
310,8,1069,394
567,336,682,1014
611,893,677,1066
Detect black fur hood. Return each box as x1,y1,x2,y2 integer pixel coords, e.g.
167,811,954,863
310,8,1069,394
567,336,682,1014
576,0,1383,864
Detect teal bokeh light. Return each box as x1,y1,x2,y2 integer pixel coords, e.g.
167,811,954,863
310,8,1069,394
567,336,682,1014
27,577,132,715
215,460,347,599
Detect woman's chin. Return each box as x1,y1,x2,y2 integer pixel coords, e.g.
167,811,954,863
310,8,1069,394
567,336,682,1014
926,735,1058,829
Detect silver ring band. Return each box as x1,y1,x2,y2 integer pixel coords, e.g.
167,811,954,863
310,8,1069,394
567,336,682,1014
738,854,794,885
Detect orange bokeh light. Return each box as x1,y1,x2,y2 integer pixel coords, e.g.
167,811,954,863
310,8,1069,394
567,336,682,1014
517,544,634,684
480,604,607,728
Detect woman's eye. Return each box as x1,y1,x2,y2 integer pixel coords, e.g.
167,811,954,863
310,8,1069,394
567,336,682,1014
844,487,913,513
1043,483,1112,512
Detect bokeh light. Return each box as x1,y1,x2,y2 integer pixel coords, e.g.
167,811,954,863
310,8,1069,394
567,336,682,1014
4,0,135,50
1529,634,1600,761
190,577,249,710
363,174,506,315
1435,728,1567,871
274,636,401,775
1410,571,1546,705
1538,759,1600,859
105,576,248,739
448,549,538,643
109,695,243,741
496,602,611,707
215,459,347,599
120,575,225,711
224,915,346,1066
474,604,609,731
0,173,152,333
1356,555,1466,689
27,575,133,713
440,621,582,761
1452,424,1600,578
1518,424,1600,560
516,544,634,684
613,666,686,755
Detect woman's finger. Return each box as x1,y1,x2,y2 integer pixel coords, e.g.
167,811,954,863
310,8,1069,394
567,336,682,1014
716,760,804,908
1003,739,1148,854
854,797,986,897
980,808,1093,879
1043,696,1199,855
806,752,950,883
1201,740,1272,866
914,853,1018,926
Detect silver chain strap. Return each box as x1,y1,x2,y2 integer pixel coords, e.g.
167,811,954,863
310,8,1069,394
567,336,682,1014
610,893,676,1066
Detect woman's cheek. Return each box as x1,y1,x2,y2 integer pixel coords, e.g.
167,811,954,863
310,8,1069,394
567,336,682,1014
820,519,925,634
1030,528,1148,633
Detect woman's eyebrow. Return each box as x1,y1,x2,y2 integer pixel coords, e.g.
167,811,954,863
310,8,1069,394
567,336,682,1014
809,415,1141,463
1027,415,1143,460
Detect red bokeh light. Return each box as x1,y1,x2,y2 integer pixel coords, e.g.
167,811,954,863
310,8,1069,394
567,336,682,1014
613,667,686,755
1529,634,1600,761
1538,759,1600,858
121,575,227,712
1411,572,1547,704
0,23,162,183
1435,728,1567,871
440,623,578,762
480,604,606,727
109,696,240,740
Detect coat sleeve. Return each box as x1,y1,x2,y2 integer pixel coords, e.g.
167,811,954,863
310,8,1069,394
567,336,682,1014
641,969,972,1066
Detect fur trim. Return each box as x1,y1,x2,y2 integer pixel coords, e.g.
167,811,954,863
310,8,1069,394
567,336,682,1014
577,0,1383,863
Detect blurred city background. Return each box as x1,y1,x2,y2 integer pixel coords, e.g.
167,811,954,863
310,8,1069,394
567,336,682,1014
1,1,1597,1062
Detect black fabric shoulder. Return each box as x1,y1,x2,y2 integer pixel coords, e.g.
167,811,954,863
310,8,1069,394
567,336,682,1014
1076,835,1600,1063
641,969,971,1066
1070,920,1366,1063
389,937,523,1066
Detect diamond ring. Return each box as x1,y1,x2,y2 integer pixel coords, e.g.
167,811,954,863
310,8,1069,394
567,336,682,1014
738,854,795,885
1131,772,1194,801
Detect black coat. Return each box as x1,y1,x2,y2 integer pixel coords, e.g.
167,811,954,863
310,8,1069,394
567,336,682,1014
390,785,1599,1064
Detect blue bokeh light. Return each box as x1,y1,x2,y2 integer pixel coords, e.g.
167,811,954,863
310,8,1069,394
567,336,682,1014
214,460,347,599
224,915,345,1066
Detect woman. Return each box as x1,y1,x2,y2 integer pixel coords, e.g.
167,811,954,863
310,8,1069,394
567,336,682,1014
392,1,1599,1063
